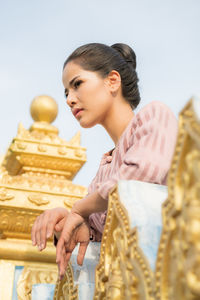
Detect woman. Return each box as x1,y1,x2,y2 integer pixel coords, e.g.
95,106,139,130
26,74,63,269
31,43,177,279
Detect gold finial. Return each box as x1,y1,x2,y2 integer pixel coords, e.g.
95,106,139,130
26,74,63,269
30,95,58,124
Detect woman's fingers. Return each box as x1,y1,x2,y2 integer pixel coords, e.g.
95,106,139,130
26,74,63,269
56,212,84,263
57,238,76,279
45,209,66,239
56,221,90,278
59,251,72,279
54,218,66,232
56,237,67,267
31,208,69,251
31,215,39,246
39,212,51,250
31,213,48,250
77,242,89,266
57,247,68,280
56,237,71,279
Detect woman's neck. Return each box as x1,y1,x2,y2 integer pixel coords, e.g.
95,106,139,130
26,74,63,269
102,101,135,146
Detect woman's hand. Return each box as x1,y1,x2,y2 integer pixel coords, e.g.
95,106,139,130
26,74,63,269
55,211,89,279
31,207,68,251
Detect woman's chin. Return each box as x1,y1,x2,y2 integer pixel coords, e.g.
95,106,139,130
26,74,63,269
79,119,96,128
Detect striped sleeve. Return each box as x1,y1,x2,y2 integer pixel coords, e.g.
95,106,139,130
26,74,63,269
97,103,178,200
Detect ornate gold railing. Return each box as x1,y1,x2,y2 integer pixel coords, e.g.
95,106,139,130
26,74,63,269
94,186,157,300
155,97,200,300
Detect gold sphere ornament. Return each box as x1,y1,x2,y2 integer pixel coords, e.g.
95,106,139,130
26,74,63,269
30,95,58,123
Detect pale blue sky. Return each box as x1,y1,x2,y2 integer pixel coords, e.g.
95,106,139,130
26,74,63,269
0,0,200,186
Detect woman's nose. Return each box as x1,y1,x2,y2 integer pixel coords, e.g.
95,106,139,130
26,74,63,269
66,91,77,107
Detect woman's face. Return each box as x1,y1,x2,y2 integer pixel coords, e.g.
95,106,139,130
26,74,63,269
62,61,114,128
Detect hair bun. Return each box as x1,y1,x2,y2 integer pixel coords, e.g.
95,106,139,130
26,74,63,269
111,43,137,69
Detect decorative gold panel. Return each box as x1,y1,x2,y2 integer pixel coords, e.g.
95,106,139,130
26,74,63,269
17,264,57,300
94,189,154,300
0,206,40,239
53,263,78,300
155,98,200,300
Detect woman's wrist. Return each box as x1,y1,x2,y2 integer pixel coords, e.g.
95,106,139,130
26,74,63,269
71,201,88,219
71,191,108,219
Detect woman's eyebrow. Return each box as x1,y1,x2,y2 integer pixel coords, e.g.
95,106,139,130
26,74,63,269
65,75,80,94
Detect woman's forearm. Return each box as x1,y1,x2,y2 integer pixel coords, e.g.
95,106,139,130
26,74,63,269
71,190,107,218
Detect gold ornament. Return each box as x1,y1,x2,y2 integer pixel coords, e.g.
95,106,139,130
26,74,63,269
0,188,14,201
94,189,154,300
17,265,57,300
53,263,78,300
155,97,200,299
28,194,50,206
30,95,58,124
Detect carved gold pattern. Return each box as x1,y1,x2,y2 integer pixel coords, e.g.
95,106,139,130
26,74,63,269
155,98,200,299
17,265,57,300
1,173,87,196
94,189,154,300
0,188,14,201
16,142,27,150
58,147,67,155
28,194,50,206
53,263,78,300
0,207,40,238
37,144,47,152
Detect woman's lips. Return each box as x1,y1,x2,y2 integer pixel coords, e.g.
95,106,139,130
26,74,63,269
73,108,84,118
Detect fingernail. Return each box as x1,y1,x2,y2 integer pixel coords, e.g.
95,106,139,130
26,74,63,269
46,231,51,238
40,243,44,250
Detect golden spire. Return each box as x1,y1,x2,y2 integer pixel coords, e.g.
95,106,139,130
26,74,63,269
30,95,58,123
29,95,59,134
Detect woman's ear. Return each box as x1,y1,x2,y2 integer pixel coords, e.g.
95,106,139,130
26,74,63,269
105,70,121,93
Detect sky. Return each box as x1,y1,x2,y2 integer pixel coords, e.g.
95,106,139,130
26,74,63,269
0,0,200,187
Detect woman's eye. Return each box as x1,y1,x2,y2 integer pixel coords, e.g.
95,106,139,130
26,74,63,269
64,91,68,99
74,80,82,89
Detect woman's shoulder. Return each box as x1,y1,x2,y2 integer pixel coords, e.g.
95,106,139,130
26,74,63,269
138,100,175,116
135,101,177,127
126,101,178,144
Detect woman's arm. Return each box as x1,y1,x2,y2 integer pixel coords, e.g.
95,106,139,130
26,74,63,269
71,190,108,217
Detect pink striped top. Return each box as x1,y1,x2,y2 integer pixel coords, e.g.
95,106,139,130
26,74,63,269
88,101,178,240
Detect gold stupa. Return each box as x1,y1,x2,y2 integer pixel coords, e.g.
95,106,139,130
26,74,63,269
0,95,87,299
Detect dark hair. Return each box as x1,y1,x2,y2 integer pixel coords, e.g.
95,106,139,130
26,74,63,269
63,43,140,109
